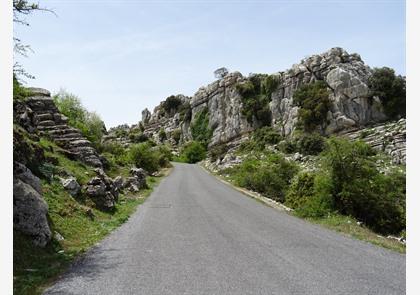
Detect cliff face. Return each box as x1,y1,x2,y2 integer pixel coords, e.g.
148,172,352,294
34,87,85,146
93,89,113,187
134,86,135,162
142,47,387,147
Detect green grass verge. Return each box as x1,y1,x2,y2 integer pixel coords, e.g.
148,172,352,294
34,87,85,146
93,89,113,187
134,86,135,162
13,168,170,295
207,166,405,254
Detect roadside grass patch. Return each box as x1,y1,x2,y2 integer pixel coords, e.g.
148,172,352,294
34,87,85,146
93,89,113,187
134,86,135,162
13,169,170,295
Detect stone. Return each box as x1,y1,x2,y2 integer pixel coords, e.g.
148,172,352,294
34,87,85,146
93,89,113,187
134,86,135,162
60,177,81,196
113,176,124,191
13,178,51,247
13,161,42,195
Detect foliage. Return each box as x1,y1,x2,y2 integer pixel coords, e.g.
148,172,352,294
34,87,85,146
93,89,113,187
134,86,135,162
209,144,229,162
368,67,406,119
158,128,167,142
127,143,160,173
225,152,299,202
236,74,278,127
13,74,33,100
322,138,405,234
190,107,213,146
155,145,173,167
293,81,332,133
53,90,105,148
280,132,326,155
285,172,334,218
214,67,229,79
172,129,182,144
179,102,192,122
99,142,128,166
178,141,207,164
128,131,148,143
162,95,182,114
239,127,282,152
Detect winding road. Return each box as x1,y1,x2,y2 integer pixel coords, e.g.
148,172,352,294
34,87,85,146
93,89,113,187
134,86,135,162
44,163,405,295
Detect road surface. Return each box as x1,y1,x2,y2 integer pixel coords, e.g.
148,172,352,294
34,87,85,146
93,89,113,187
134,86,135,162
44,163,405,295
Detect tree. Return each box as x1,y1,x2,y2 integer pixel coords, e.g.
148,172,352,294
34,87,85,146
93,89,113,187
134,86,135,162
293,81,332,133
214,67,229,79
13,0,55,80
368,67,406,119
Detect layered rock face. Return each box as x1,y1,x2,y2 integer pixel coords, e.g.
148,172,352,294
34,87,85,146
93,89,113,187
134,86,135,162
142,48,389,147
14,88,103,168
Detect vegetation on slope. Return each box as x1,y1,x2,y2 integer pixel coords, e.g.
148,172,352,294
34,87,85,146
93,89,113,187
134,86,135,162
236,74,278,127
368,67,406,119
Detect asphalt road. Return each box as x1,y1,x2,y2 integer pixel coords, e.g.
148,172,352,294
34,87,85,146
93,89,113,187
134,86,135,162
44,163,405,295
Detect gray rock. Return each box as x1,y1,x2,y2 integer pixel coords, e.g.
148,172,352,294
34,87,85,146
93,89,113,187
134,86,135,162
60,177,81,196
13,178,51,247
14,161,42,195
113,176,124,191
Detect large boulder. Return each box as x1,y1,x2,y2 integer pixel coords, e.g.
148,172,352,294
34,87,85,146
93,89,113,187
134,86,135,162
13,178,51,247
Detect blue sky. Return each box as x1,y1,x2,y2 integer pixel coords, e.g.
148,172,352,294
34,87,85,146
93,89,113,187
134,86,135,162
15,0,405,128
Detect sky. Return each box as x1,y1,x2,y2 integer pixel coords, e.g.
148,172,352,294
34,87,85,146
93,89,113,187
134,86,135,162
14,0,406,129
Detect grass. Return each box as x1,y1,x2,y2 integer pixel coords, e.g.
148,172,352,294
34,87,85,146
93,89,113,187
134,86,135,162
13,168,170,295
205,165,405,254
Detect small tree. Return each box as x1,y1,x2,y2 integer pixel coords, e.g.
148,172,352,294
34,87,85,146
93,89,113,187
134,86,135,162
368,67,406,119
214,67,229,79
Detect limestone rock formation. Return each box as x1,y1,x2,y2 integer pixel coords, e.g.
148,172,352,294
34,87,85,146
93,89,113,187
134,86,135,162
123,168,148,192
142,48,391,148
85,169,119,210
13,163,51,247
13,88,103,168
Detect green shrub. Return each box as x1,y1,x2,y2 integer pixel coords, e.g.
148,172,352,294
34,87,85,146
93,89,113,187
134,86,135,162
178,102,192,122
239,127,282,152
100,142,128,165
53,90,105,148
178,141,207,164
158,128,167,142
227,153,298,202
13,74,33,100
368,67,406,119
163,95,182,114
209,144,229,162
322,138,405,234
280,132,326,155
127,143,160,173
155,145,173,167
293,81,332,133
236,74,277,127
172,129,182,144
285,172,334,218
191,107,213,146
128,132,148,143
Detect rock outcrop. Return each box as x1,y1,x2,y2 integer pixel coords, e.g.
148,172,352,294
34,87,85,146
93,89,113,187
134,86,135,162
14,88,103,168
13,162,51,247
341,118,406,164
85,169,119,211
142,47,390,148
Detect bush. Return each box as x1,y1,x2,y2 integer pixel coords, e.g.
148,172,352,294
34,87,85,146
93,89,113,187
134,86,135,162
239,127,282,152
13,74,33,100
178,141,207,164
227,153,298,202
100,142,128,165
158,128,167,142
293,81,332,133
209,144,229,162
53,90,105,148
236,74,277,127
322,138,405,234
128,132,148,143
172,129,182,144
280,132,326,155
163,95,182,114
285,172,334,218
368,67,406,119
155,145,173,167
191,108,213,146
127,143,160,173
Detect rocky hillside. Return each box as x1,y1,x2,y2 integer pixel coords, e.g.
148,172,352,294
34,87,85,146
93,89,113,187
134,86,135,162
141,47,390,147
